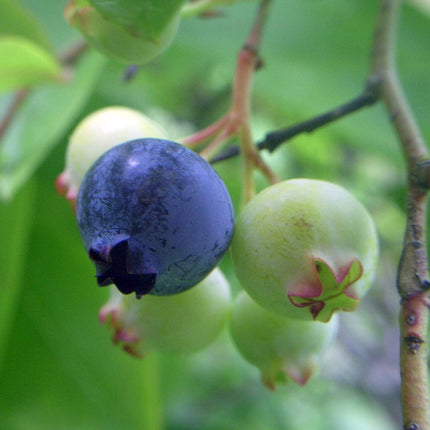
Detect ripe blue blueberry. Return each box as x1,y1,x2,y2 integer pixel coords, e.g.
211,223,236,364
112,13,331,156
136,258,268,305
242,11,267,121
76,138,235,298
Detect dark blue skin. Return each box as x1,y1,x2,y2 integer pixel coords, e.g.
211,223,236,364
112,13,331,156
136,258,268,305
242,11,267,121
77,138,235,298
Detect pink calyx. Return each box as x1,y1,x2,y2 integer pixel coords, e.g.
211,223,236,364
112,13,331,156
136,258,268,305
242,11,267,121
261,361,315,390
99,301,143,358
55,171,78,210
288,258,362,322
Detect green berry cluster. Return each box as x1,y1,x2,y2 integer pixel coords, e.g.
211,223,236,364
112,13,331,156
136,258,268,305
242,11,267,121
58,106,378,389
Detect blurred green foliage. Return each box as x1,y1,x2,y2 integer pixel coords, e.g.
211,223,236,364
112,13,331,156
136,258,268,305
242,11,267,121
1,0,429,428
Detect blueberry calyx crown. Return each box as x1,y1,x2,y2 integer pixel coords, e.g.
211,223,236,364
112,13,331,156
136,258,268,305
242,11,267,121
89,239,157,299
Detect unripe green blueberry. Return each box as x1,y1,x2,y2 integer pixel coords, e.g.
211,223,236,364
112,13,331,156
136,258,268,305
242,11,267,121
231,179,378,322
99,268,231,356
56,106,167,204
230,291,339,388
64,0,180,64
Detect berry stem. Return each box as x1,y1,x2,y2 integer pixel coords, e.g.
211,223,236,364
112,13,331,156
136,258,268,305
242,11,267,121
370,1,430,428
181,115,230,148
181,0,278,202
235,0,277,203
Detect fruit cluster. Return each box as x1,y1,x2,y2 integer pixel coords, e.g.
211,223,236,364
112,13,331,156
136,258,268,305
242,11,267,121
58,106,378,388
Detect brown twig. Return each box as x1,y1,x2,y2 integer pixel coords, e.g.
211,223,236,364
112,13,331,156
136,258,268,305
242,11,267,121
0,90,29,143
370,1,430,428
59,40,88,65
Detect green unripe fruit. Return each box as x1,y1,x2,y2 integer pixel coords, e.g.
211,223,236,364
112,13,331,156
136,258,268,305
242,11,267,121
99,268,231,356
64,1,180,64
230,291,339,388
56,106,167,204
231,179,378,322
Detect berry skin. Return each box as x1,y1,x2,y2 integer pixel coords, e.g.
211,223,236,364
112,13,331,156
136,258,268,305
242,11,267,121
77,138,235,298
99,268,231,356
231,179,378,322
56,106,167,205
229,291,339,388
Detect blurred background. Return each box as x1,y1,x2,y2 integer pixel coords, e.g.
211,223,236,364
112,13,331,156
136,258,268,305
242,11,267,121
1,0,429,428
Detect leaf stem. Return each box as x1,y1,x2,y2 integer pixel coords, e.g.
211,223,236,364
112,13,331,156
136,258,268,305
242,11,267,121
370,1,430,428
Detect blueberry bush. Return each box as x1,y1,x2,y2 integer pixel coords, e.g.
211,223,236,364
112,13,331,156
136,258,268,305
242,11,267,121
1,1,430,429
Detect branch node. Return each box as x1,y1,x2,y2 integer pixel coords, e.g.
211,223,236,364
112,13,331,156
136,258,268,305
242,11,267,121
404,423,421,430
411,159,430,191
406,312,417,325
364,75,382,100
403,334,424,354
421,279,430,291
240,44,264,71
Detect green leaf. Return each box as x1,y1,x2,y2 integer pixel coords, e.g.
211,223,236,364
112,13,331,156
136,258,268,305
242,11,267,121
0,36,62,94
89,0,186,38
408,0,430,16
0,0,51,50
0,51,107,201
0,180,36,374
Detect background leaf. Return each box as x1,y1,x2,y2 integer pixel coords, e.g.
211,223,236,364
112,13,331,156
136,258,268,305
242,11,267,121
0,51,106,200
89,0,186,38
0,0,51,50
0,180,36,374
0,36,62,94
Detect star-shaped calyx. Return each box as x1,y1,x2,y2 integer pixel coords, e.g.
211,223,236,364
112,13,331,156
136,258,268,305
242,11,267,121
89,239,157,298
288,258,363,322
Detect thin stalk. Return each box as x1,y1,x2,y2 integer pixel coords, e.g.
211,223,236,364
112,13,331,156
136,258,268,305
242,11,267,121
210,83,380,163
236,0,275,203
182,0,278,199
258,82,380,153
181,115,229,147
140,352,164,430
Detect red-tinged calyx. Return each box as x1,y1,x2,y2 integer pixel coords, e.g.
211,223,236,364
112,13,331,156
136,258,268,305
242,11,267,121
55,171,78,210
261,360,316,390
288,258,362,322
64,1,90,30
99,299,143,358
284,363,315,386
